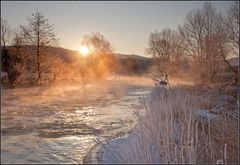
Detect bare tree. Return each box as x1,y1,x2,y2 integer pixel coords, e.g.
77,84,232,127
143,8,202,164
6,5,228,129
146,28,184,75
216,1,240,82
8,27,30,85
20,11,58,83
225,1,239,57
179,8,205,65
1,18,14,84
11,27,24,58
202,2,222,81
179,2,226,81
1,18,11,48
81,32,114,78
146,28,172,62
82,32,113,55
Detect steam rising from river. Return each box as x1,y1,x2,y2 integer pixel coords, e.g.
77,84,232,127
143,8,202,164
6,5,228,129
2,76,153,163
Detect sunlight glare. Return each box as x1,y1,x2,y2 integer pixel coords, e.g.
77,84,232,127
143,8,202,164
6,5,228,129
79,46,89,56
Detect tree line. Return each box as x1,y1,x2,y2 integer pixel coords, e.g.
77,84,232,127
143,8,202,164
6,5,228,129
1,2,239,86
146,1,239,82
1,11,115,86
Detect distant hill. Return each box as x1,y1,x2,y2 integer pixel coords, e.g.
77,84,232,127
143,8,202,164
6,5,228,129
2,46,153,76
4,45,151,63
111,53,153,75
112,53,151,61
4,45,79,63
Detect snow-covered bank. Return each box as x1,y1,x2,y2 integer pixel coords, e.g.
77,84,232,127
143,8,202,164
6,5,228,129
90,84,238,164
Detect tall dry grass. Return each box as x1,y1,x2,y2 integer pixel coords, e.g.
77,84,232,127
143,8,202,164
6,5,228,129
98,84,239,164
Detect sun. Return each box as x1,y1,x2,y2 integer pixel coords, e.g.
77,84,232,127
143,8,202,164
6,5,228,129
79,46,89,56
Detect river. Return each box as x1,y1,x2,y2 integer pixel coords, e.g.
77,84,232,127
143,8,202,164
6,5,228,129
1,76,153,163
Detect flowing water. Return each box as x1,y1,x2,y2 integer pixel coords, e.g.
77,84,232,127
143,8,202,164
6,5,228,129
1,77,153,163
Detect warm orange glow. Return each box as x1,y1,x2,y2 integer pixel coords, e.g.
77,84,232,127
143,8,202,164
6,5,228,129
79,46,89,56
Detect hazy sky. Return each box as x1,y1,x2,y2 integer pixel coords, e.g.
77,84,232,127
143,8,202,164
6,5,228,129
1,1,232,57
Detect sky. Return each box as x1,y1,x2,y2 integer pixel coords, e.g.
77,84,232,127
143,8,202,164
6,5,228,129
1,1,232,57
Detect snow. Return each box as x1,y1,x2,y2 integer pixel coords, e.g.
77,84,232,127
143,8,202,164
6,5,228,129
216,159,224,164
86,83,237,164
96,94,222,164
228,57,239,67
194,109,218,121
1,71,8,78
98,131,161,164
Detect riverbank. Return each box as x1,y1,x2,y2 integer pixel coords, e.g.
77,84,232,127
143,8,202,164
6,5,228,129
88,83,238,164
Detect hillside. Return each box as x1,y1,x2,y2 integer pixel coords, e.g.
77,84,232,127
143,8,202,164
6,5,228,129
112,53,151,61
112,53,153,75
2,46,153,80
4,45,151,63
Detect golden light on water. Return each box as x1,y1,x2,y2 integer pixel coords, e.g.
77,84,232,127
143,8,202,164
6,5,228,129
79,46,89,56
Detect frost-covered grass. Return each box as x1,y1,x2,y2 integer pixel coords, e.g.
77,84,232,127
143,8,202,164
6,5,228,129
98,84,239,164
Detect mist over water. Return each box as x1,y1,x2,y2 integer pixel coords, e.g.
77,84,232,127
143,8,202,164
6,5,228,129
1,76,153,163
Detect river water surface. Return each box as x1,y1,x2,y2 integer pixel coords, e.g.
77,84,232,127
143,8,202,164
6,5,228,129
1,77,153,163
